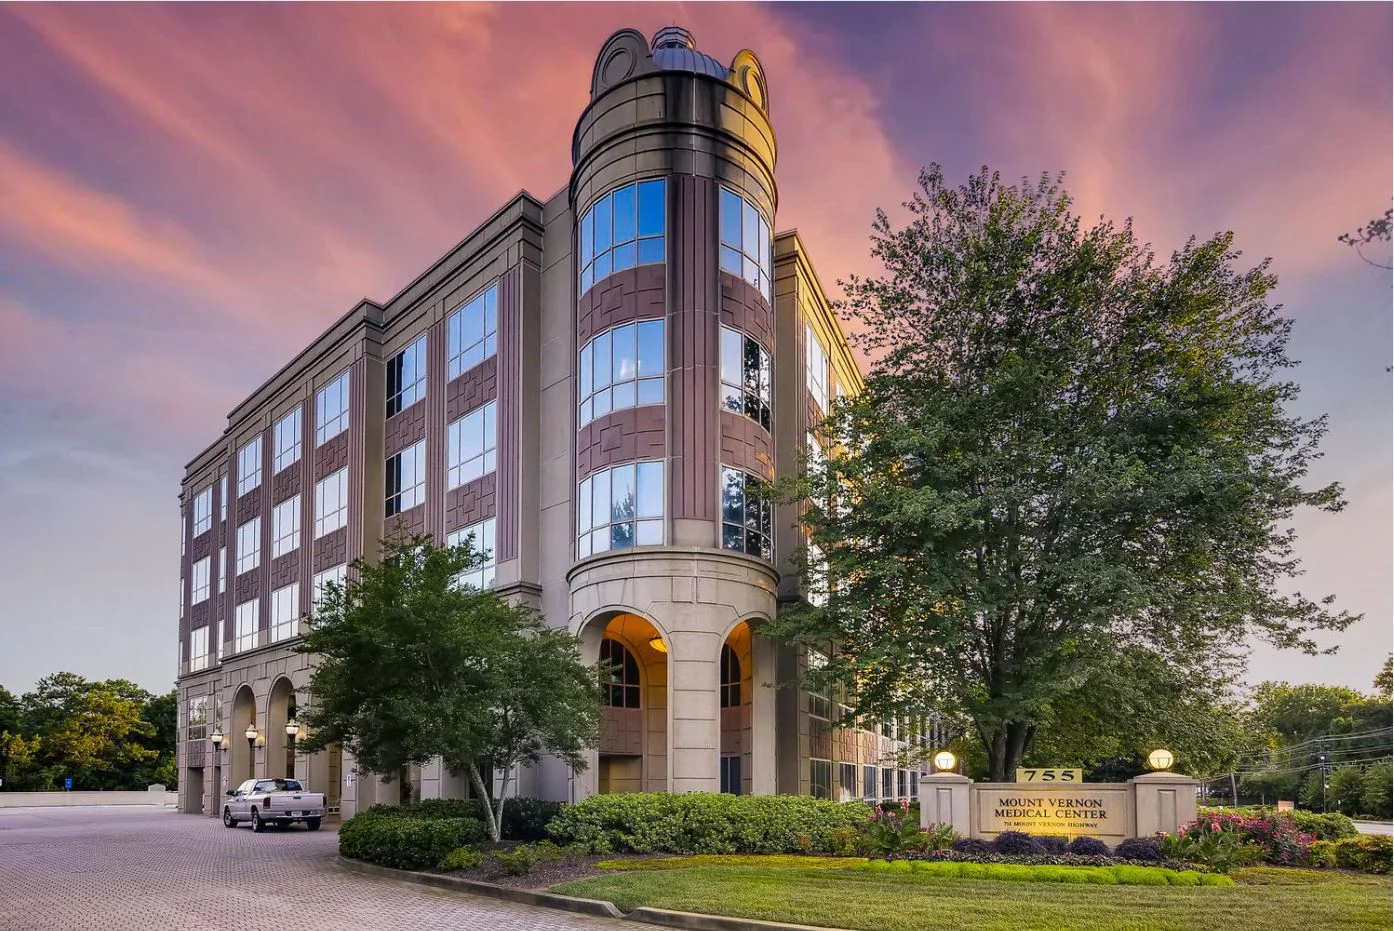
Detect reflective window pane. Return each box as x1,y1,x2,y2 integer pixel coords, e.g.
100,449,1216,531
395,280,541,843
594,196,612,252
577,320,665,427
720,189,743,246
637,462,662,518
637,237,665,265
612,185,637,243
638,180,665,237
612,241,636,271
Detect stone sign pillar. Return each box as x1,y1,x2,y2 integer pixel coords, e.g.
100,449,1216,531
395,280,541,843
919,772,973,836
1130,771,1199,837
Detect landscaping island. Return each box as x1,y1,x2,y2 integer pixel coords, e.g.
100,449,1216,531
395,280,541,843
336,793,1392,931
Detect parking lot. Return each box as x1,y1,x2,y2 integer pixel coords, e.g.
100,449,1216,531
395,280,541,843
0,806,628,931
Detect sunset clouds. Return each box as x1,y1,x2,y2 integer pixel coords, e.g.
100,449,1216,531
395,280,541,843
0,3,1387,692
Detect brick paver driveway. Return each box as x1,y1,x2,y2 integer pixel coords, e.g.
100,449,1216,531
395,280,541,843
0,806,628,931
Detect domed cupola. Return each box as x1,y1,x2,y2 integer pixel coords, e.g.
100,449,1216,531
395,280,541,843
649,26,729,80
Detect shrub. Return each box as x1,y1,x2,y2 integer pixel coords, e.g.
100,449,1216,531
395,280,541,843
1333,835,1392,875
339,813,485,871
1361,762,1393,820
993,831,1045,856
923,822,960,852
864,803,929,856
494,843,542,876
546,793,871,855
503,797,566,841
438,847,486,871
1307,840,1338,868
828,825,871,857
1034,836,1069,854
1180,812,1313,866
1288,809,1358,841
1161,827,1263,874
1113,837,1164,862
852,859,1229,887
950,837,994,855
1067,836,1111,857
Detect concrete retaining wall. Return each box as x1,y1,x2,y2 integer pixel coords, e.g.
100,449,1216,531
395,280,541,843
0,789,179,809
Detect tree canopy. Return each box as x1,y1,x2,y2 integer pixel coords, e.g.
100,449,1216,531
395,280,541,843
774,165,1357,780
297,534,603,840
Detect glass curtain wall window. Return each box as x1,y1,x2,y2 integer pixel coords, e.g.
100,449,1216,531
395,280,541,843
270,583,298,644
314,469,349,538
719,188,772,303
720,644,742,708
316,370,350,445
719,326,771,430
219,475,228,521
445,518,496,590
312,564,346,609
810,759,832,800
237,436,262,496
577,461,664,558
386,440,426,517
218,547,227,594
273,409,302,473
447,285,498,380
578,320,665,427
600,638,640,708
234,600,259,653
719,467,772,560
579,179,666,295
806,324,828,411
235,518,261,575
720,756,742,795
189,627,209,672
839,762,857,802
272,496,300,558
387,335,427,417
192,487,212,536
191,557,210,605
447,401,496,488
186,696,209,740
863,765,877,801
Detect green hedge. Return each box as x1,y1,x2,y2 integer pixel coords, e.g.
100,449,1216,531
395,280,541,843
339,807,485,870
1332,835,1392,875
857,859,1233,887
1199,806,1357,841
546,793,872,855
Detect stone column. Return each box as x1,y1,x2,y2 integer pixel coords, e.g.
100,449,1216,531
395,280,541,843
667,627,721,794
1130,771,1199,837
749,632,779,796
920,772,973,836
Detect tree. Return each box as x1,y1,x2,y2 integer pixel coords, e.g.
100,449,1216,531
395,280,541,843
1327,765,1366,816
298,535,603,841
1375,656,1392,700
1361,762,1392,820
18,674,158,789
775,165,1356,780
1338,207,1392,270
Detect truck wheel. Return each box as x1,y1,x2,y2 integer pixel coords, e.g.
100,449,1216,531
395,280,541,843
306,818,322,831
251,809,265,833
223,807,237,828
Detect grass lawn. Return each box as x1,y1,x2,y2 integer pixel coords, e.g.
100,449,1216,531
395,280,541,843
553,863,1392,931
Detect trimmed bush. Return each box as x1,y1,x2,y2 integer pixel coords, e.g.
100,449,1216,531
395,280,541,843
339,812,485,871
1289,809,1359,841
950,837,994,855
1066,836,1111,857
993,831,1045,856
1307,839,1338,868
1113,837,1165,862
494,843,542,876
853,859,1230,887
1035,835,1069,854
1333,835,1392,874
438,847,486,871
502,797,566,841
546,792,871,855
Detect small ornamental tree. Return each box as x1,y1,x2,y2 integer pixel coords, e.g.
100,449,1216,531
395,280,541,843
297,534,603,841
775,165,1357,781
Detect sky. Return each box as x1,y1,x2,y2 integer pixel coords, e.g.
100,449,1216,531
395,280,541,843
0,3,1388,699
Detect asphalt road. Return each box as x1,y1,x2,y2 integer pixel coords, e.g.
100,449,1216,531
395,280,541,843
0,805,628,931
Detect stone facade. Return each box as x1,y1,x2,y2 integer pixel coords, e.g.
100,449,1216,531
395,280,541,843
175,25,921,819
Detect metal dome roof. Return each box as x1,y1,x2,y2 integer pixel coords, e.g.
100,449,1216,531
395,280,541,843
649,27,728,81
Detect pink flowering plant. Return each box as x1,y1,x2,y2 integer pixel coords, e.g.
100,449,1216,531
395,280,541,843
864,800,954,856
1167,811,1313,870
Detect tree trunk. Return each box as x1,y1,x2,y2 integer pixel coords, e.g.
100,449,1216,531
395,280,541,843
467,763,500,842
985,722,1036,781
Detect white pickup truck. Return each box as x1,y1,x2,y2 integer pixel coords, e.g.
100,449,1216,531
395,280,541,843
222,778,327,832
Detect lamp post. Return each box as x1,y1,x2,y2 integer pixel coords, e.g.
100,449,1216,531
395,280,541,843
285,718,299,780
245,723,258,779
932,750,957,773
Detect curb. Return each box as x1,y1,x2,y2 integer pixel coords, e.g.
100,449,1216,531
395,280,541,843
336,855,624,919
336,856,849,930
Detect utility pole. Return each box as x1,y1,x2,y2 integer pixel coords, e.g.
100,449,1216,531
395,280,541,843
1230,771,1239,808
1317,741,1328,813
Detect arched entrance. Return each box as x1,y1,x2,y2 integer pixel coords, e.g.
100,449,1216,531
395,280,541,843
229,685,257,784
266,678,296,780
586,612,669,795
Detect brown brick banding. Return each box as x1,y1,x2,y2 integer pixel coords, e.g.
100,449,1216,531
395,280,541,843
576,406,666,480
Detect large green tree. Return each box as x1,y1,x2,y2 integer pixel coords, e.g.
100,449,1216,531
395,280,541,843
776,165,1356,780
298,535,603,841
19,674,157,789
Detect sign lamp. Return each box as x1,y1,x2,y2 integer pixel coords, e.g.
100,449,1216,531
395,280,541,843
1147,748,1175,771
932,750,957,772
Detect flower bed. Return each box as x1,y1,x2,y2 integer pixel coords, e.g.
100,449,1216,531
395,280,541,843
858,858,1234,887
887,849,1201,871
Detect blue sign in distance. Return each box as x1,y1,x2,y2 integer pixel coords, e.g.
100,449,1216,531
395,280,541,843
64,777,73,790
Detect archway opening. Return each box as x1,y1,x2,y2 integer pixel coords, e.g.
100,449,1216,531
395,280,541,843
595,612,668,794
229,685,257,784
267,678,296,780
720,622,755,796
